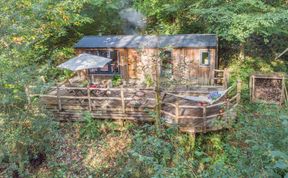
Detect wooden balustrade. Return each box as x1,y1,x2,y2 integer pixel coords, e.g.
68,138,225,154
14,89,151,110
27,80,241,133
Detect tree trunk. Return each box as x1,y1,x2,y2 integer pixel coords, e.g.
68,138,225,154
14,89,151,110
154,58,161,135
239,43,245,60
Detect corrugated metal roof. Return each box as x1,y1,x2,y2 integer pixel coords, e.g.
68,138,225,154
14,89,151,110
74,34,217,48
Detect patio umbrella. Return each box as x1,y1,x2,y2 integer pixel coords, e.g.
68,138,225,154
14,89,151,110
58,53,112,71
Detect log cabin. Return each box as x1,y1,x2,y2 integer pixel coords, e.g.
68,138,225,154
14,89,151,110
74,34,218,85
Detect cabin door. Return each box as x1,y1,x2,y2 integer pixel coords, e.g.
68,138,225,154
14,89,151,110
187,49,199,80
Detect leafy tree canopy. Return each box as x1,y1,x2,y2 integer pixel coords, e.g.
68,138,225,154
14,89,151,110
134,0,288,42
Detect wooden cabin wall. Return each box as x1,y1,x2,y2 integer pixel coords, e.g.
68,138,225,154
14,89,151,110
106,48,159,83
172,48,216,84
123,48,217,83
75,48,217,84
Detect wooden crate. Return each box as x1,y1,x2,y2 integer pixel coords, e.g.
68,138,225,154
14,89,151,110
250,73,287,105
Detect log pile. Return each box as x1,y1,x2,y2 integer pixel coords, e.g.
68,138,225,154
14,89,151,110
254,78,282,102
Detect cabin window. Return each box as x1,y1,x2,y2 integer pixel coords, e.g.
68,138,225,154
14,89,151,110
85,50,119,75
160,50,173,77
200,51,210,66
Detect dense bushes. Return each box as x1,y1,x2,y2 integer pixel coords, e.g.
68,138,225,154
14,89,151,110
119,125,197,177
0,112,59,177
203,104,288,177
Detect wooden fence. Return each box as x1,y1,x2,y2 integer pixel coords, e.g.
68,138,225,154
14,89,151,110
161,83,241,133
27,80,241,134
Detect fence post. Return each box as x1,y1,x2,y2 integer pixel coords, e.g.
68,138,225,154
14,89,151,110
120,86,125,114
175,98,179,124
120,86,126,126
24,85,31,105
223,68,227,88
226,99,230,111
280,76,285,104
87,87,92,111
284,78,288,103
236,80,242,104
251,76,255,102
249,75,252,101
203,106,207,133
225,99,230,125
57,85,62,111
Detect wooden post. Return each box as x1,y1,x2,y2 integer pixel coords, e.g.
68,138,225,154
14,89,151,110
225,99,230,125
203,106,207,133
24,86,31,105
236,80,242,104
251,75,255,102
211,69,215,85
226,69,230,86
85,69,89,82
226,99,230,110
223,68,228,89
120,86,125,114
87,87,92,111
57,85,62,111
175,98,179,124
284,79,288,103
120,86,126,126
249,75,253,101
91,74,95,83
280,76,285,105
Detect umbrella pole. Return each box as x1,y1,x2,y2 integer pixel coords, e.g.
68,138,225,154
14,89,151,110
76,71,80,79
86,69,90,84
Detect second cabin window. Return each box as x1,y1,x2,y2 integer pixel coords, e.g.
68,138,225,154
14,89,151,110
200,51,210,66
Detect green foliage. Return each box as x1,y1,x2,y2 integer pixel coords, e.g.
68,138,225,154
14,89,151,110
135,0,288,43
112,74,122,87
189,0,288,42
79,0,125,35
0,0,96,176
119,125,199,177
134,0,192,34
80,112,118,140
80,112,102,139
144,74,154,87
0,112,59,177
202,104,288,177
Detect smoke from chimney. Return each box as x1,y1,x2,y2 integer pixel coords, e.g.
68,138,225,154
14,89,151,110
119,8,147,34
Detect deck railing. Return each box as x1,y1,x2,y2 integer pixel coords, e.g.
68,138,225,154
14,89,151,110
26,80,240,133
211,68,229,88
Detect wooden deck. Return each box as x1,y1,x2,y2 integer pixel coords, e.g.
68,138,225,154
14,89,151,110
28,79,241,133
